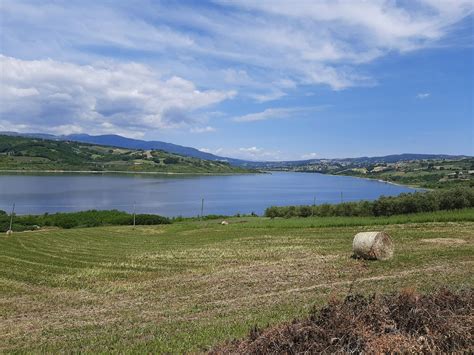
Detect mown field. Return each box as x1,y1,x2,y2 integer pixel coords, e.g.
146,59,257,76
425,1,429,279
1,211,473,352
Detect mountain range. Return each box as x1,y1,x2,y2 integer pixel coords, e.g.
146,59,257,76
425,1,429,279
1,131,469,167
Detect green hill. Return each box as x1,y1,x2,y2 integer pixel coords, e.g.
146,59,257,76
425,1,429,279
0,135,255,174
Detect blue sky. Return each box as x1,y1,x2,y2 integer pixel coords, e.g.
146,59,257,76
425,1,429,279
0,0,473,160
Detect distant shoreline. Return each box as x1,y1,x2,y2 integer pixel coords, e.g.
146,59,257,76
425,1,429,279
269,169,422,190
0,169,261,176
329,173,424,190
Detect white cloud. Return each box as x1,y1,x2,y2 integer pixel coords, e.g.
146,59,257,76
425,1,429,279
416,92,431,99
233,108,296,123
2,0,471,98
0,0,471,137
301,152,319,160
234,106,327,122
199,147,224,155
199,146,292,161
190,126,216,133
217,0,473,51
0,55,234,135
236,147,284,160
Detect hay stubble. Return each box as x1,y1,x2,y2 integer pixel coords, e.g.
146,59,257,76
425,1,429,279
0,218,473,352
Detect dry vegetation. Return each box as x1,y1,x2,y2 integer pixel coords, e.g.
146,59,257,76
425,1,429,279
212,288,473,353
0,213,473,352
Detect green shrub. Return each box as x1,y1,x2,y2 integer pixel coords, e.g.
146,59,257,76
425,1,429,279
264,187,474,218
163,157,180,164
0,209,171,232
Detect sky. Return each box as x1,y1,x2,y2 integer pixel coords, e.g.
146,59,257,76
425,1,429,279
0,0,473,160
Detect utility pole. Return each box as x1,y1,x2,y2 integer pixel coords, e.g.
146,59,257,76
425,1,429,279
312,195,316,217
200,198,205,219
133,201,136,229
8,203,15,233
340,192,343,204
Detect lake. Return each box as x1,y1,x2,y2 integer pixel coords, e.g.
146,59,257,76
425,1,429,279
0,172,418,216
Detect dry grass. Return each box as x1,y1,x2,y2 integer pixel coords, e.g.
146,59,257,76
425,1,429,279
421,237,467,245
212,288,473,354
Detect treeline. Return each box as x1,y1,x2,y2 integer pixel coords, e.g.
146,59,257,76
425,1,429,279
0,209,170,232
265,187,474,218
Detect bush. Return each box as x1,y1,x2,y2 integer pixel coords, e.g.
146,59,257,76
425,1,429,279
134,214,170,225
264,187,474,218
163,157,180,164
0,209,171,232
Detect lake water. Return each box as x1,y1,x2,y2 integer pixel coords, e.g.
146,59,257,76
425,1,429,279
0,172,417,216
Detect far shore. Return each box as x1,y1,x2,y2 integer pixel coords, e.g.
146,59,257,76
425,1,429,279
332,173,425,190
269,169,423,190
0,169,263,176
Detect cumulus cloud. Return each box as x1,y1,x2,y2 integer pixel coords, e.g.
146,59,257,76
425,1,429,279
0,55,234,135
0,0,471,136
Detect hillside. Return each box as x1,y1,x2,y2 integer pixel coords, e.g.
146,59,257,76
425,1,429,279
3,132,468,169
0,135,255,174
0,131,247,165
279,157,474,188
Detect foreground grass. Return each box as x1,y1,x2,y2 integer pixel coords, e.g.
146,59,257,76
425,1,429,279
0,212,473,352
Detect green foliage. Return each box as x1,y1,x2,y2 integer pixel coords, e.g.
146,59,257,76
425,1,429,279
264,187,474,218
134,214,170,225
163,157,180,164
0,209,170,232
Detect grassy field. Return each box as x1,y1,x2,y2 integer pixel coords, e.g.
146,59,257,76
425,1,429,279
1,211,473,352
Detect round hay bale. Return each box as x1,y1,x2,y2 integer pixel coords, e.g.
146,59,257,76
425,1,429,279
352,231,394,260
6,229,13,236
221,220,229,225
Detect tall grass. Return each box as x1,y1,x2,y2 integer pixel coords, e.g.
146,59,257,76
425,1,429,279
246,208,474,229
